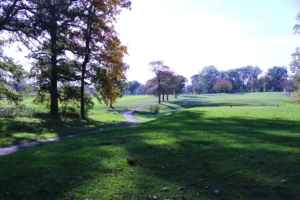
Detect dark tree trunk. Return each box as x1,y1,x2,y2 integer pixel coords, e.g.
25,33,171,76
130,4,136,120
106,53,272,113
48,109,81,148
49,10,59,117
80,12,93,120
167,94,169,101
162,93,165,101
80,66,86,119
110,100,114,109
158,93,161,104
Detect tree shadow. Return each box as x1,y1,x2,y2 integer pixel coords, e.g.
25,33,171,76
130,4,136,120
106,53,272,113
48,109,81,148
0,115,118,147
167,99,250,108
0,109,300,199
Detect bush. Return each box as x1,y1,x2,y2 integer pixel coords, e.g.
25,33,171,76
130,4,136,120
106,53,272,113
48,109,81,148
149,104,160,114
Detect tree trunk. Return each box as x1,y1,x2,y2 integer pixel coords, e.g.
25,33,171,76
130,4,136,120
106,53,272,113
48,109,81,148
80,67,86,119
49,10,59,117
110,100,114,109
80,14,92,120
158,93,161,104
175,92,177,99
162,93,165,101
167,94,169,101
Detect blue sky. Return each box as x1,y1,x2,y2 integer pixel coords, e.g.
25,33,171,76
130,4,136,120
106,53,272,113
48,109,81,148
115,0,300,84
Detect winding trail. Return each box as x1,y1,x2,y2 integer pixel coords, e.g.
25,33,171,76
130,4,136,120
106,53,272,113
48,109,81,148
0,104,148,156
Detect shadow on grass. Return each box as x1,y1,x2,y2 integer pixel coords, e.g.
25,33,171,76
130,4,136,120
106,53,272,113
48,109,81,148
0,114,119,147
0,109,300,199
167,99,250,108
180,95,207,99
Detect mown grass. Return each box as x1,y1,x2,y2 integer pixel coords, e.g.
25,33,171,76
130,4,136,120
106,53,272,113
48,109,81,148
0,117,121,147
0,95,157,146
89,95,157,121
0,92,300,199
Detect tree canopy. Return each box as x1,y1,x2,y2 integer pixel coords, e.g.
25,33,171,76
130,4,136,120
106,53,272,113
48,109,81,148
0,0,131,117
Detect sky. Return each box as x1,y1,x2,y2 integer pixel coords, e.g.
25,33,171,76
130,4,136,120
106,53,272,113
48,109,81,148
114,0,300,84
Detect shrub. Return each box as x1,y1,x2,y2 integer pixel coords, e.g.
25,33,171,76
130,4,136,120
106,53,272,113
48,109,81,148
149,104,160,114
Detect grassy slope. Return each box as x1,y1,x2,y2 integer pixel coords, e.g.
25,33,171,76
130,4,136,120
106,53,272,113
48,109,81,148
0,95,157,146
1,93,300,199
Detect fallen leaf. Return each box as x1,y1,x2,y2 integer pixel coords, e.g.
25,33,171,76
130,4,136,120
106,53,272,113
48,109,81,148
127,158,136,165
112,174,118,177
122,193,130,198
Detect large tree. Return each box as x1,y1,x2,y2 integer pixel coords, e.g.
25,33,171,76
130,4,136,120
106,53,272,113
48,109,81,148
3,0,130,118
291,12,300,102
68,0,130,119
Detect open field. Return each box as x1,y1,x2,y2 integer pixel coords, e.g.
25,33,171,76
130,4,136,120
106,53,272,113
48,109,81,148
1,92,300,199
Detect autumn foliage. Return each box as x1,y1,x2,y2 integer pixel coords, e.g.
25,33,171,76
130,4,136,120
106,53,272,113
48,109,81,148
213,80,233,92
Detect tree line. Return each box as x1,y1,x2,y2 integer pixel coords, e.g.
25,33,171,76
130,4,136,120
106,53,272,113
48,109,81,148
0,0,131,119
187,65,296,94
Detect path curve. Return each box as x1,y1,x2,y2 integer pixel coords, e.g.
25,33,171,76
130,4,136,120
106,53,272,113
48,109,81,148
0,104,148,156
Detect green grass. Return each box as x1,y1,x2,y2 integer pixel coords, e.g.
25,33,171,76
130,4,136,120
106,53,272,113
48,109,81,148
0,117,121,147
89,95,157,121
0,95,157,146
1,92,300,199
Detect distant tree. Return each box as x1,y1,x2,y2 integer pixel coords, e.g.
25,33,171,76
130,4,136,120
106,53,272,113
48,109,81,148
186,84,193,94
213,80,232,93
145,77,158,96
127,81,141,95
171,75,187,99
198,65,220,93
149,60,170,104
257,76,267,92
136,84,146,95
225,69,241,92
266,66,287,91
190,74,199,94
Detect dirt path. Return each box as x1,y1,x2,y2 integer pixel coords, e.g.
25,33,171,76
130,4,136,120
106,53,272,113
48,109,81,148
0,104,148,156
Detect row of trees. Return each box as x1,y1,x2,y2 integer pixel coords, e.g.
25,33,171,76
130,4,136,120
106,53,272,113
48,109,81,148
188,65,295,94
0,0,131,118
144,61,187,103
